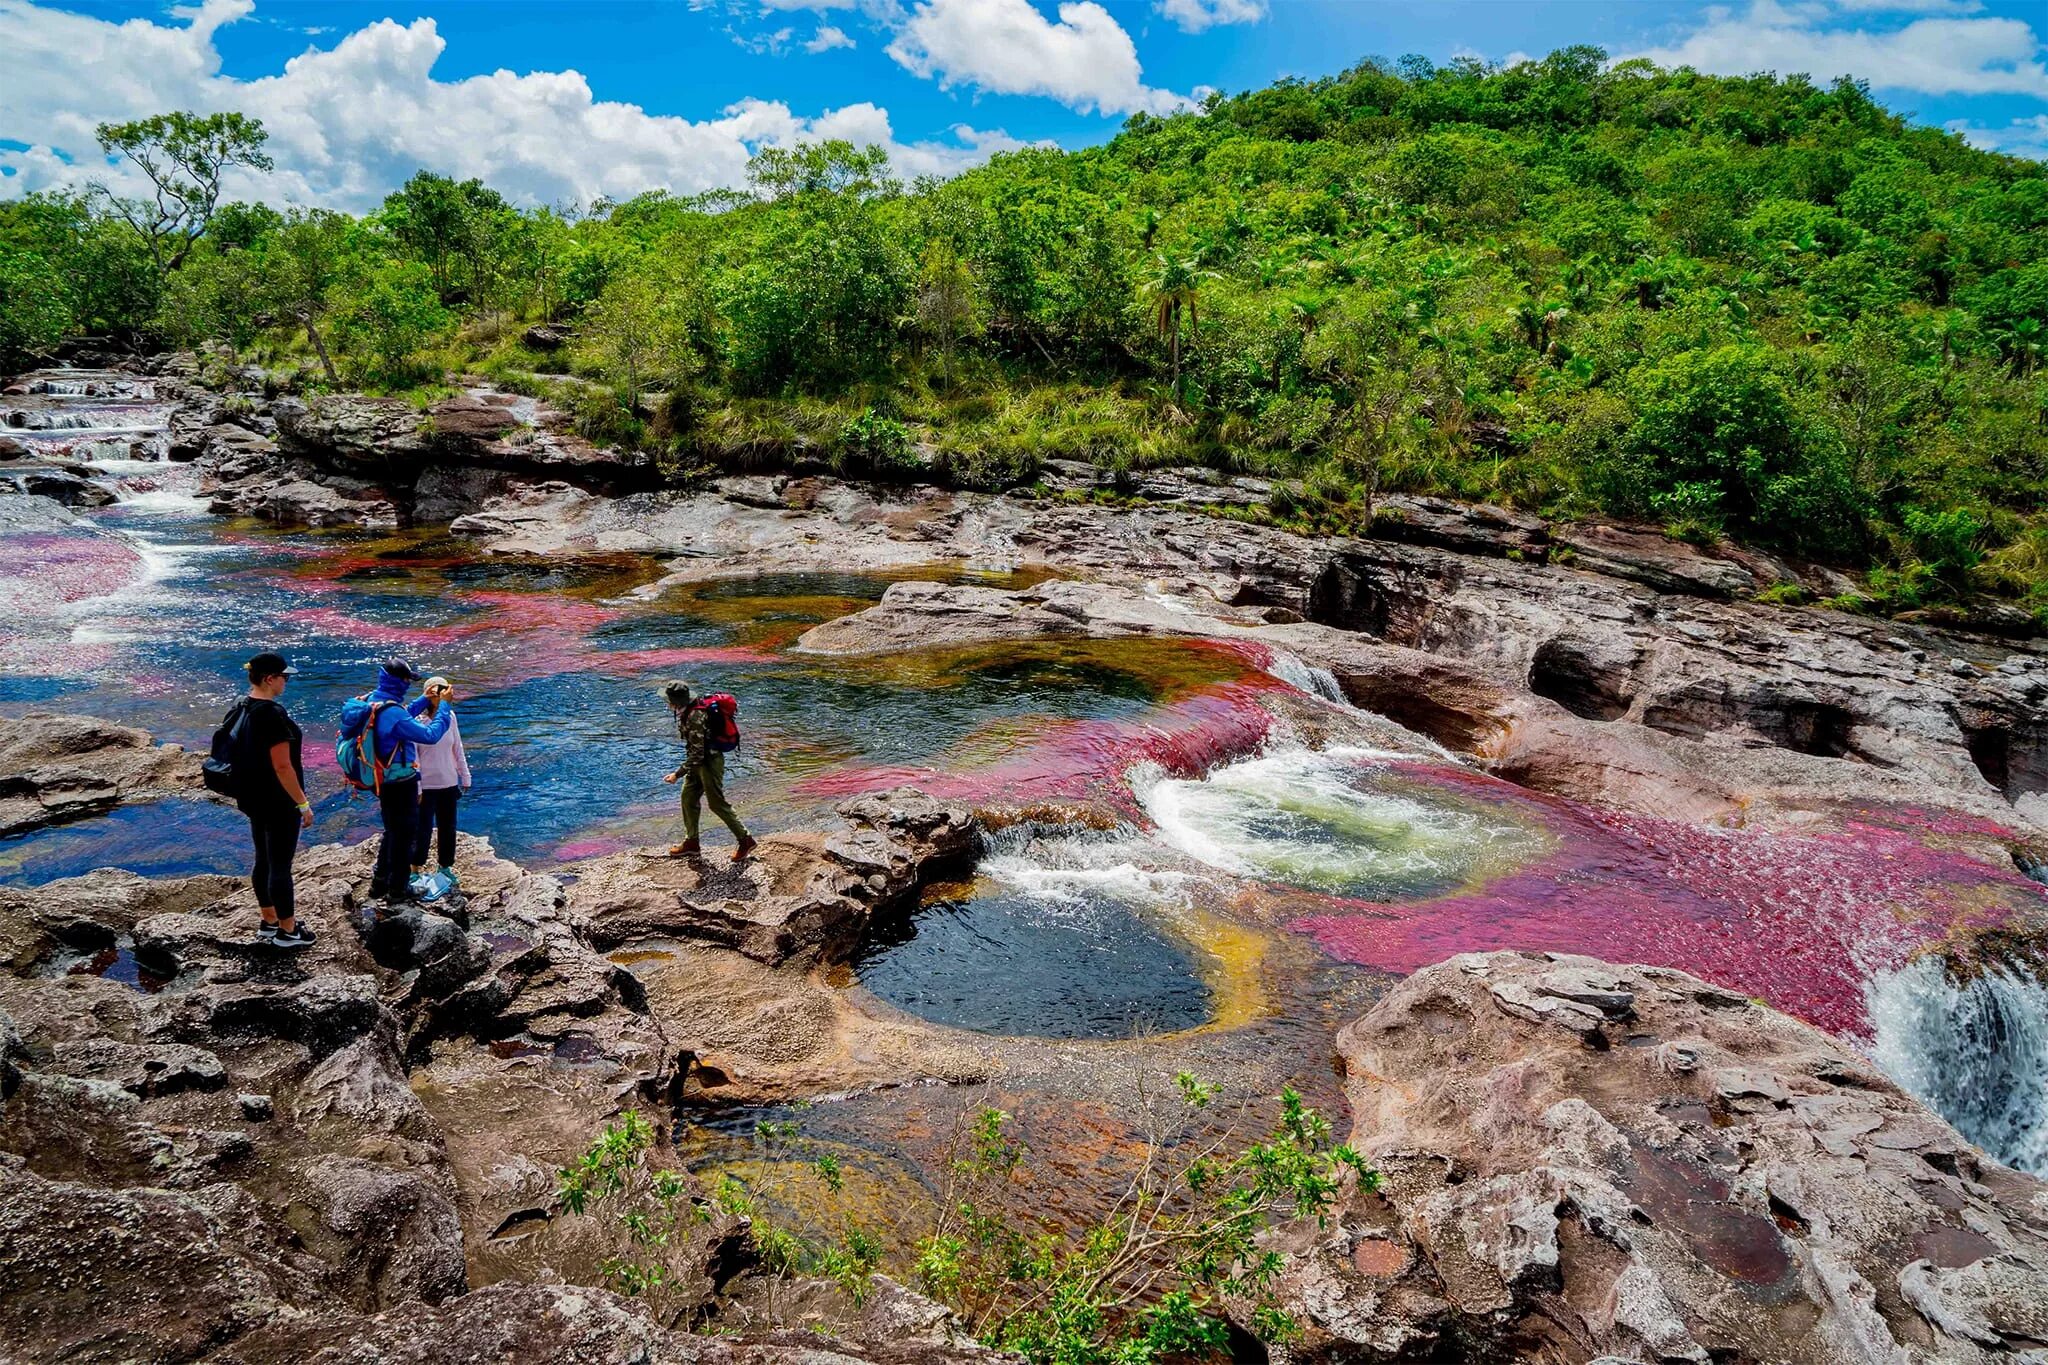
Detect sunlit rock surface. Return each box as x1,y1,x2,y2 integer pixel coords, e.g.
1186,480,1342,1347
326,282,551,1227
1253,950,2048,1364
0,710,201,836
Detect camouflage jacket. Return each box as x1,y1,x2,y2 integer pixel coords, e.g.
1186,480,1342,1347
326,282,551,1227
671,703,710,773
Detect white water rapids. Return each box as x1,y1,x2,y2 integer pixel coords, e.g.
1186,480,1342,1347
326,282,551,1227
1868,958,2048,1176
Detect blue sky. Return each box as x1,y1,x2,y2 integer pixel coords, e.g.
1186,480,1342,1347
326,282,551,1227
2,0,2044,211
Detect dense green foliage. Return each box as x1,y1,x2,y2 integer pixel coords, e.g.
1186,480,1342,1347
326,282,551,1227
7,50,2048,614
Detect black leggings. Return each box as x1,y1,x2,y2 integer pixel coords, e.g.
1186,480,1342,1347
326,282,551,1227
371,778,419,899
412,786,459,869
247,811,301,921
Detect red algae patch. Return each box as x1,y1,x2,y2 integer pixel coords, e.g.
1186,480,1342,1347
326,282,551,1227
1289,773,2043,1037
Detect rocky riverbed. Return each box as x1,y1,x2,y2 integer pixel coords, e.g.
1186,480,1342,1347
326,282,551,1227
5,355,2048,1363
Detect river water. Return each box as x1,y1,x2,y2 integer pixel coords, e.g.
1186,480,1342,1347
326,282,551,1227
5,366,2044,1184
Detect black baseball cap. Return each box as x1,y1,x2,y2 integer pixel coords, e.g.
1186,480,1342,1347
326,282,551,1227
380,657,427,682
246,651,297,678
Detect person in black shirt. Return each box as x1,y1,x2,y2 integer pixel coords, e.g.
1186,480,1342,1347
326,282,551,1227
232,651,315,948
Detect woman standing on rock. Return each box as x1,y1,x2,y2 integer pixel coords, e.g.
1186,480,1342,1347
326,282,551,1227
231,651,315,949
406,675,471,896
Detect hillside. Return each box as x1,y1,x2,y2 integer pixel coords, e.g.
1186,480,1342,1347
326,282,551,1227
5,48,2047,617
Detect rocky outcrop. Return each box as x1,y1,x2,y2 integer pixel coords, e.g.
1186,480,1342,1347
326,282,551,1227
0,799,1001,1363
0,711,202,836
187,386,654,529
569,790,976,965
1253,951,2048,1364
785,552,2048,834
2,467,115,507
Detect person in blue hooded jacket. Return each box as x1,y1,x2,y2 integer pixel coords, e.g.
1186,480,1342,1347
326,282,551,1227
341,658,454,908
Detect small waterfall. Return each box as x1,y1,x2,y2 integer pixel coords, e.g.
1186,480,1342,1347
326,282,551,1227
34,379,91,396
1867,957,2048,1176
1267,650,1349,705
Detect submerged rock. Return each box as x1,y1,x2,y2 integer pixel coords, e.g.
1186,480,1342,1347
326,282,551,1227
1256,950,2048,1364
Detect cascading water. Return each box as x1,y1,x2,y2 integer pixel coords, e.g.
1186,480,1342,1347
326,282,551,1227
1265,651,1348,706
1135,746,1543,900
1867,957,2048,1175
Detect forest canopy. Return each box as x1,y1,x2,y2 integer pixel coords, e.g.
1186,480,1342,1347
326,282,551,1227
5,49,2047,617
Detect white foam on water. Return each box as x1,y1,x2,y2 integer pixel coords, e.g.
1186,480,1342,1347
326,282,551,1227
1867,957,2048,1176
111,487,211,516
977,822,1192,911
1132,745,1535,895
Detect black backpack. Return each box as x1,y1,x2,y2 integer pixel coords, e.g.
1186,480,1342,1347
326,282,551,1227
202,701,251,799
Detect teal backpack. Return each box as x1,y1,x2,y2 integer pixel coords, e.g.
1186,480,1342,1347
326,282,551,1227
335,697,419,793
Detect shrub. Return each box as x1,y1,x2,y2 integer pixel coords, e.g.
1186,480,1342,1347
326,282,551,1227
835,407,921,480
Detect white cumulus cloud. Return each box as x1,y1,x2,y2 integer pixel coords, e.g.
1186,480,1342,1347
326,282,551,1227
806,23,856,51
1623,0,2048,96
1155,0,1265,34
0,0,1027,211
886,0,1191,115
1947,112,2048,159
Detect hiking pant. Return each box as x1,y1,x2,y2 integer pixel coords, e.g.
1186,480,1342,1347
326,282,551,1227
247,809,301,921
371,777,419,899
681,754,748,842
413,786,459,870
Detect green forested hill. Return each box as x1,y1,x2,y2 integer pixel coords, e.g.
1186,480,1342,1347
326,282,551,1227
6,49,2048,614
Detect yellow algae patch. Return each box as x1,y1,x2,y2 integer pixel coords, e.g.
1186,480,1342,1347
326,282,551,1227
1151,902,1276,1035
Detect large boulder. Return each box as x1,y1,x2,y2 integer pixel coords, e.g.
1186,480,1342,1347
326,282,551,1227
570,789,975,965
1257,951,2048,1364
274,394,431,473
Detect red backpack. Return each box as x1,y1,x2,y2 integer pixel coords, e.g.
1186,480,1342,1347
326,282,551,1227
694,693,740,752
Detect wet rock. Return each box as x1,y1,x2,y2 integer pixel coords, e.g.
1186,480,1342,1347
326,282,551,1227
1257,951,2048,1364
8,468,114,507
0,712,201,837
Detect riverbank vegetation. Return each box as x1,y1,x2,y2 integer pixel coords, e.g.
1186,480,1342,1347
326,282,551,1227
4,51,2046,616
558,1078,1374,1362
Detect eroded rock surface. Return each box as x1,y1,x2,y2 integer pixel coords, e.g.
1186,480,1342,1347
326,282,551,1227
570,789,977,965
1256,951,2048,1364
0,711,201,836
0,801,993,1362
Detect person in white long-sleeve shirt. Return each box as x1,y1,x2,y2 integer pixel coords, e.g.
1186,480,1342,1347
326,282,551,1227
407,676,472,882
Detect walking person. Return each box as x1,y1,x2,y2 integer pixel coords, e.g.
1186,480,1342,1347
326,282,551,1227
226,651,316,948
407,675,471,896
661,679,756,862
338,658,452,910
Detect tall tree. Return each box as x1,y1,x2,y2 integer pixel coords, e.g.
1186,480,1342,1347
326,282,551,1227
92,112,272,276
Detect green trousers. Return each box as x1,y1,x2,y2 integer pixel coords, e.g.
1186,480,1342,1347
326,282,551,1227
680,753,749,842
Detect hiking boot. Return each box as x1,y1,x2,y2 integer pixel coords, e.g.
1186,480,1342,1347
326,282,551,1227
732,836,758,864
670,839,701,858
273,922,317,949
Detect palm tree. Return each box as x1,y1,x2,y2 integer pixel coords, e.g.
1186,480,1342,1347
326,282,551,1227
1150,254,1210,403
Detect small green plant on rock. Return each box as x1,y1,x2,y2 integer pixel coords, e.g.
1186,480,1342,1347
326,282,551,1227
836,408,920,480
556,1109,707,1322
914,1078,1378,1365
